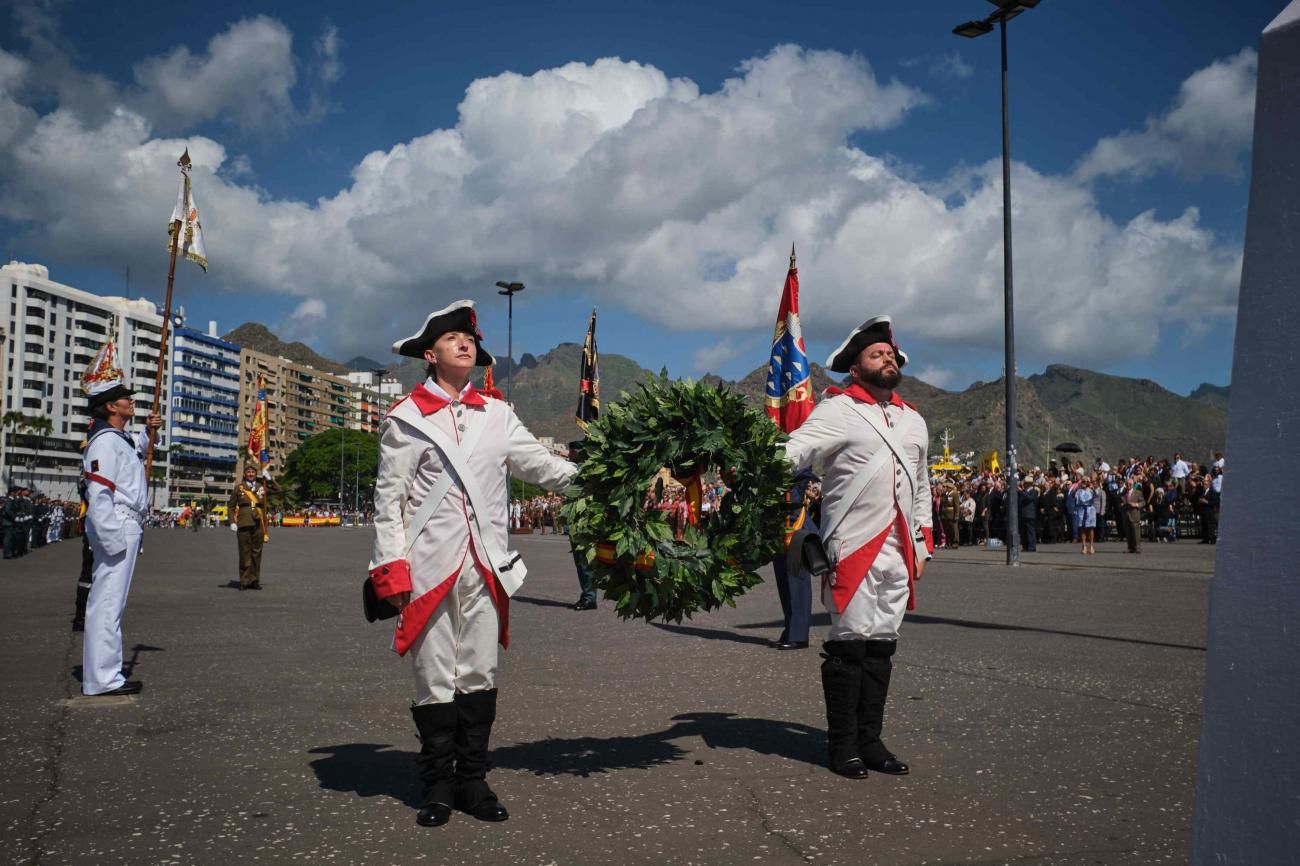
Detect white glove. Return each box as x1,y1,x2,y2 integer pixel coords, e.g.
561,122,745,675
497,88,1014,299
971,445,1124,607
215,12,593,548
230,523,238,532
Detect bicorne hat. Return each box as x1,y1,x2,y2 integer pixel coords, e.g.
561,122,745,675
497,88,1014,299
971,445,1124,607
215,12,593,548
825,315,908,374
392,300,494,366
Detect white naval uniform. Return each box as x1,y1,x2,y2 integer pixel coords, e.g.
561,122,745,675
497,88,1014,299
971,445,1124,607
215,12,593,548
82,423,150,695
784,386,933,642
368,379,576,705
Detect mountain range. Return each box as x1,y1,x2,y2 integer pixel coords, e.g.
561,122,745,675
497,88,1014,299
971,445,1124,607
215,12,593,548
224,323,1229,464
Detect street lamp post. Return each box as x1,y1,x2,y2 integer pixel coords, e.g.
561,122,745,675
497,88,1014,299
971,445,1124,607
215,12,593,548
494,280,525,505
953,0,1040,566
494,281,525,406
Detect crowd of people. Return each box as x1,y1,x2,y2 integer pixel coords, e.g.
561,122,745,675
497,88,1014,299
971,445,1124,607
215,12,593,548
510,494,566,534
929,450,1224,554
1,487,80,558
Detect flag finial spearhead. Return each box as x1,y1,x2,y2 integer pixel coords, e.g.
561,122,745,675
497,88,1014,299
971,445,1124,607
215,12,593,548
789,242,797,270
178,149,192,170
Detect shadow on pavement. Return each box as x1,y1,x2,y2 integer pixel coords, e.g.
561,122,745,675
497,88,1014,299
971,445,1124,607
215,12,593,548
123,643,165,678
512,594,575,609
71,643,165,683
308,743,420,808
649,622,774,647
492,711,823,777
734,614,1205,652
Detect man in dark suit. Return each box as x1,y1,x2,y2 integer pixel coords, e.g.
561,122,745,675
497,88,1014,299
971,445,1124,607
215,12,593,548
1018,480,1039,552
770,470,817,650
987,481,1004,543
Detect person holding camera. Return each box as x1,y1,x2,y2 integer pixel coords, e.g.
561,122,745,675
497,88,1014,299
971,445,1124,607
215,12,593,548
784,315,933,781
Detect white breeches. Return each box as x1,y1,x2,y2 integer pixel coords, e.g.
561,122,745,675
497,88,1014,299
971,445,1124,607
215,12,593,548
410,562,500,706
825,528,909,642
83,522,143,695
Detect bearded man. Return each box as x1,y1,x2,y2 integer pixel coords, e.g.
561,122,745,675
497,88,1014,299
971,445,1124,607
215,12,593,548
784,315,934,780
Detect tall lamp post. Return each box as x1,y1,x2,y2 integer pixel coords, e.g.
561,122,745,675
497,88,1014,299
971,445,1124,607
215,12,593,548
953,0,1041,566
494,281,525,405
494,280,525,506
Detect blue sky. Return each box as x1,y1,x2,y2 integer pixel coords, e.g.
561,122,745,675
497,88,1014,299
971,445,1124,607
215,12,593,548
0,0,1280,394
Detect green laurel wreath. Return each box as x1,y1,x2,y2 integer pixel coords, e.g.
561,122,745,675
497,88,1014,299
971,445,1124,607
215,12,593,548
561,376,792,623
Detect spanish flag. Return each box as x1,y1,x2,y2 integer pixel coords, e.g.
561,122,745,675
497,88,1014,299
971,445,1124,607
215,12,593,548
575,308,600,429
481,365,504,400
248,375,269,466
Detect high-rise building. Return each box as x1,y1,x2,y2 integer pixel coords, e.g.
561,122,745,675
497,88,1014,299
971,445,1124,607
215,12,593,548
168,323,241,505
236,347,353,480
1,261,172,502
345,369,404,433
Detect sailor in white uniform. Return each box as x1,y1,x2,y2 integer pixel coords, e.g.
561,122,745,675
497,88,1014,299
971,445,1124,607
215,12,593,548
81,376,160,697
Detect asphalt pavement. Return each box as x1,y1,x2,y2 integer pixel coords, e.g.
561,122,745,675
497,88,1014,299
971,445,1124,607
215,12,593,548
0,528,1213,865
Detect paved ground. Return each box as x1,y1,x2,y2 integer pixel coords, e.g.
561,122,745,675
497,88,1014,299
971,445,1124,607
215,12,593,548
0,529,1213,865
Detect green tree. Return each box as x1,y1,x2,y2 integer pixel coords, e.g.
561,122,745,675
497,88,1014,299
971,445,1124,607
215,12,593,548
2,410,25,487
4,413,53,489
281,428,380,508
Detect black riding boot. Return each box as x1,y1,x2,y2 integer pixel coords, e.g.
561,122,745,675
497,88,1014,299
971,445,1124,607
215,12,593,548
858,639,909,775
821,640,868,778
453,689,509,821
411,702,458,827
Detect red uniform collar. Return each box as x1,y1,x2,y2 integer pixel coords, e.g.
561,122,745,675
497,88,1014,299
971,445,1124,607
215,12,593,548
826,382,910,408
408,383,488,415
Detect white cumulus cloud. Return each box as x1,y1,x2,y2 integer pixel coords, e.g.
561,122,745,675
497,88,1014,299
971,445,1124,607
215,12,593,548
0,30,1245,373
1075,48,1257,182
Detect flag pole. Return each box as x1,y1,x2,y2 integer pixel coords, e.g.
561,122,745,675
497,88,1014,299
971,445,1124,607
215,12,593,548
145,149,190,503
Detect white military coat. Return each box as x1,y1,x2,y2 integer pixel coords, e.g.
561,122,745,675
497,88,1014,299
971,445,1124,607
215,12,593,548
368,380,576,655
784,385,934,614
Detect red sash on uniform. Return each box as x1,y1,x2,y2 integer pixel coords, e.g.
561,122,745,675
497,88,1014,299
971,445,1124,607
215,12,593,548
392,541,510,657
827,511,918,614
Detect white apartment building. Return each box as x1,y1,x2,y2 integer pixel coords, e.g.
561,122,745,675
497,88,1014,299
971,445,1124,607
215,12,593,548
1,261,172,504
345,369,403,434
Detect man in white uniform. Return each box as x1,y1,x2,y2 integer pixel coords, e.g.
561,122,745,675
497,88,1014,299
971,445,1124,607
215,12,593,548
785,315,933,779
369,300,576,827
81,372,160,697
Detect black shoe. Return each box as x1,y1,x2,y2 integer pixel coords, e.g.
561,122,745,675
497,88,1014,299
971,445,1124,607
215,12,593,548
772,640,809,650
416,803,452,827
831,758,868,779
89,680,143,697
72,619,84,633
571,599,597,611
865,755,910,775
248,583,262,590
461,799,509,822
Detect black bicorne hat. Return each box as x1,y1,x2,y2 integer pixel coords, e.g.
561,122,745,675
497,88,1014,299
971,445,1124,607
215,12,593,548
392,300,495,366
825,315,908,374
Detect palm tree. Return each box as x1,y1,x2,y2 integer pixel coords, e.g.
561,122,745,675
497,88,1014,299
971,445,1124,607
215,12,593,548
18,415,53,489
2,410,27,489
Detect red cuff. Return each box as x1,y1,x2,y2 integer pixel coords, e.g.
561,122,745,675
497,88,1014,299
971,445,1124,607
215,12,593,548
369,559,412,598
920,527,935,555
